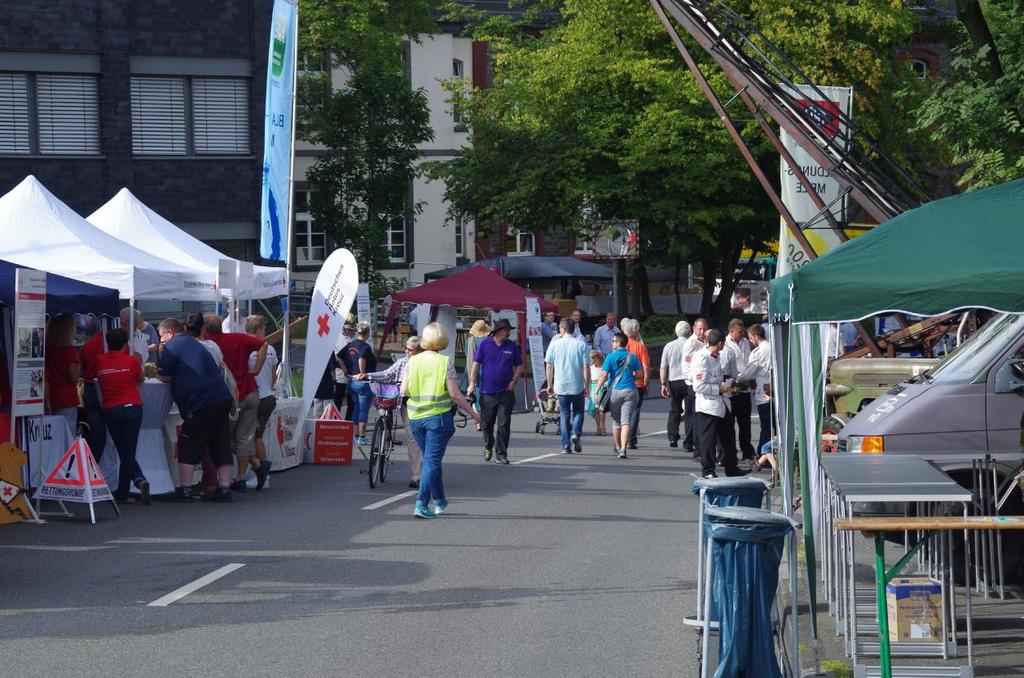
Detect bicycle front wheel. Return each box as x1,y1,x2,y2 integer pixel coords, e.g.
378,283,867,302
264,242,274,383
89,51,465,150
379,414,394,483
368,416,386,488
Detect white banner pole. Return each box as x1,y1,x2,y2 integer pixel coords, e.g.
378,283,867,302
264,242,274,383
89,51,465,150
281,1,299,396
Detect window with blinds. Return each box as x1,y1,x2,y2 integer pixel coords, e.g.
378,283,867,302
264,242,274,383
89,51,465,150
131,77,188,155
0,73,31,154
191,78,250,154
35,74,100,154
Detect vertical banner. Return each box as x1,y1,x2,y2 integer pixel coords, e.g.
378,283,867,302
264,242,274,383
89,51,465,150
435,305,457,361
236,261,254,301
777,85,853,276
260,0,298,261
356,282,372,343
13,270,46,417
217,258,237,294
299,249,359,434
524,297,546,399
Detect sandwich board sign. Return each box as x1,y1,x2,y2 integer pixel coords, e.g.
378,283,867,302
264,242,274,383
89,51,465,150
34,438,117,524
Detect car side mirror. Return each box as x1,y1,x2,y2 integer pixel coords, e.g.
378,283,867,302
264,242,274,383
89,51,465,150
995,358,1024,395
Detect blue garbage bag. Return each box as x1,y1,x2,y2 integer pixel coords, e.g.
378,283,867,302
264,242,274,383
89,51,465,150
692,477,770,623
691,476,769,509
706,506,795,678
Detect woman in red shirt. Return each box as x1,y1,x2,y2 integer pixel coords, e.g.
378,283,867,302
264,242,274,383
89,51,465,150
44,315,81,435
95,328,149,504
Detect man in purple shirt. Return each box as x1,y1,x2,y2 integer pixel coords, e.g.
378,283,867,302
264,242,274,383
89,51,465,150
466,319,524,465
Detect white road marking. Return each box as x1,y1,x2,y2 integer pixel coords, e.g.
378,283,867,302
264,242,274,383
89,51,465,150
637,430,668,438
147,563,245,607
511,453,559,465
362,490,417,511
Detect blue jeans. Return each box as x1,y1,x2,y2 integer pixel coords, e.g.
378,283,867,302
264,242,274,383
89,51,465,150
629,387,647,446
411,411,455,507
557,392,585,451
348,380,373,424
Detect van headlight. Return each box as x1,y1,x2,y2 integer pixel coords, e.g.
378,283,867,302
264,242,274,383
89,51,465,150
847,435,884,454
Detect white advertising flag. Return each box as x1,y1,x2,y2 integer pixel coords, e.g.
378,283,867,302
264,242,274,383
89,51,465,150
525,297,546,401
299,249,360,430
13,269,46,418
777,85,853,276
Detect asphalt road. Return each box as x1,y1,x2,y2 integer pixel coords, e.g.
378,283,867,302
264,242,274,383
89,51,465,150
0,396,713,677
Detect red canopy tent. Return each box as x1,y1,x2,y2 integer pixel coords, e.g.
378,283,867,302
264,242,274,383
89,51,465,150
377,265,557,354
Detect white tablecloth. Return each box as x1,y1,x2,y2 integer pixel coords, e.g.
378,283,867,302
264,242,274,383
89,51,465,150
26,415,75,488
101,380,175,494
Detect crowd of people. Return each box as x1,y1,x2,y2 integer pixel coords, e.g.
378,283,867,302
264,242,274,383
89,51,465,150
42,300,773,516
44,310,278,504
495,310,775,478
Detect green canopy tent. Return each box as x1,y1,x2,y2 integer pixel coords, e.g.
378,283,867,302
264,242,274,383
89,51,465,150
767,177,1024,649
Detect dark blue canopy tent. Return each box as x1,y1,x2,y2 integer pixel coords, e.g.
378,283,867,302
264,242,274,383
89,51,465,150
0,259,119,317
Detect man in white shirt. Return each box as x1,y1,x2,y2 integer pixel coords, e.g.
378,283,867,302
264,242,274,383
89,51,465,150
120,308,150,364
681,318,709,456
738,323,772,452
659,320,691,448
692,329,744,478
724,318,755,460
247,314,279,489
544,318,591,454
593,312,617,357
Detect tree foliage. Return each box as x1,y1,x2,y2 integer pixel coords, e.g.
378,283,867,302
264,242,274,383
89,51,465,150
910,0,1024,189
297,0,438,297
428,0,917,323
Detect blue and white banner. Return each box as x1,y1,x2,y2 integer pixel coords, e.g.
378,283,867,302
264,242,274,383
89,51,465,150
260,0,298,261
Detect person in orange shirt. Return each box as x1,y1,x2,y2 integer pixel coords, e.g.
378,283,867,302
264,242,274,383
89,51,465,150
623,318,649,449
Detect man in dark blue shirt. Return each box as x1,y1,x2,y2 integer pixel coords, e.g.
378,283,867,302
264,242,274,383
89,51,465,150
157,318,235,502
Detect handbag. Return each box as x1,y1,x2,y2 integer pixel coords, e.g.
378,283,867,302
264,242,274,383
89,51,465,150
598,354,630,413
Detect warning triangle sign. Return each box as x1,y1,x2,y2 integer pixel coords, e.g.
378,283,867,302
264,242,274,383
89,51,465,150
34,438,113,505
320,403,344,421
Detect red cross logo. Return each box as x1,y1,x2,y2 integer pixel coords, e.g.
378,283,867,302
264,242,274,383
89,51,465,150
317,314,331,337
2,486,12,498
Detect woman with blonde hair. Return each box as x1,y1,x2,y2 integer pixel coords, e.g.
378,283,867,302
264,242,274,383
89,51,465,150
45,314,81,434
402,322,480,518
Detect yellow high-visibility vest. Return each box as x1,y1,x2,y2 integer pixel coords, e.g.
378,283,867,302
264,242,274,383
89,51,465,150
406,352,452,420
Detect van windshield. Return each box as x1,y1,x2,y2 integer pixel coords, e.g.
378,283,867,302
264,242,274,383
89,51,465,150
927,313,1024,385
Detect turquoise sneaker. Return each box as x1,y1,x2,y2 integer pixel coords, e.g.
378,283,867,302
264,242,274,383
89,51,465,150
413,504,436,519
483,448,493,461
434,500,448,515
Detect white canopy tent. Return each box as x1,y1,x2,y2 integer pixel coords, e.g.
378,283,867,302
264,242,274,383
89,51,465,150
0,177,216,300
87,189,287,300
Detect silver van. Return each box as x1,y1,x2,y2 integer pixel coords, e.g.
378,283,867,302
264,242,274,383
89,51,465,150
838,312,1024,461
837,313,1024,577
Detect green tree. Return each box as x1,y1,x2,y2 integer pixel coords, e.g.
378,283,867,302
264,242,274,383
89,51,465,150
297,0,439,297
429,0,915,324
910,0,1024,189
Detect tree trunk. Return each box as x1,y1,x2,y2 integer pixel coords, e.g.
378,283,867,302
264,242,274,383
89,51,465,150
959,0,1003,80
699,258,717,321
710,241,744,329
673,257,683,316
637,264,654,316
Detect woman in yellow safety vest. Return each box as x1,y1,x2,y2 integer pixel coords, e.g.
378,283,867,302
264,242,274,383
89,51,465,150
402,322,481,519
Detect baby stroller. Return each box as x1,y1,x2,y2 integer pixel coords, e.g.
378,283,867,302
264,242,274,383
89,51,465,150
533,389,561,434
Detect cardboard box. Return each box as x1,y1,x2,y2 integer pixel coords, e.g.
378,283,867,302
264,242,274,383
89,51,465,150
886,577,942,643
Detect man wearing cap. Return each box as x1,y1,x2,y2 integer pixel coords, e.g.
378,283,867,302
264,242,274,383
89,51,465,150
467,319,524,465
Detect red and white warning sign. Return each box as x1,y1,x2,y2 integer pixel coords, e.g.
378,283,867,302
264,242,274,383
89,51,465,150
319,403,344,421
33,438,113,503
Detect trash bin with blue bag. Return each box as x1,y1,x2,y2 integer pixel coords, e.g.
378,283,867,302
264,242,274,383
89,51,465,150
701,505,797,678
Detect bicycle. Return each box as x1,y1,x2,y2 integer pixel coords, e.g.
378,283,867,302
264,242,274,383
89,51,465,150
367,383,401,489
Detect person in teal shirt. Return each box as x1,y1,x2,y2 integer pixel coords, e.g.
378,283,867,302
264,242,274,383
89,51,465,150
595,333,642,459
